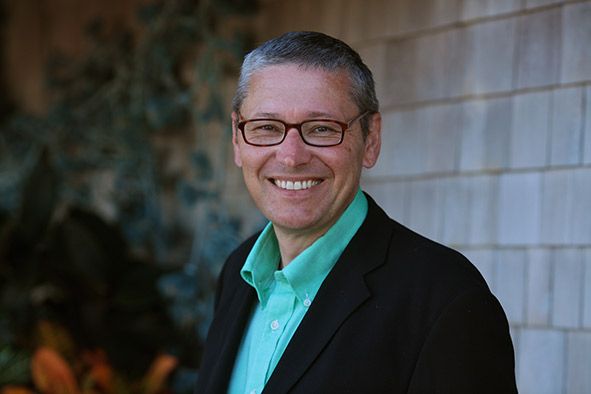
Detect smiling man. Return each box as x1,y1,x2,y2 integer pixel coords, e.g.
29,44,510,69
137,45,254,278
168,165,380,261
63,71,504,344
195,31,517,394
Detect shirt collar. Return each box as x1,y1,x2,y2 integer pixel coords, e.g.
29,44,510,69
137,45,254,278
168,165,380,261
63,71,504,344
241,189,368,308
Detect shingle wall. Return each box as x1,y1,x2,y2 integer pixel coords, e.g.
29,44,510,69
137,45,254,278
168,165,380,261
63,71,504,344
253,0,591,392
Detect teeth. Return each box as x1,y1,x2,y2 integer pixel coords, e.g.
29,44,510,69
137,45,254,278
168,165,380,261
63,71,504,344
274,179,320,190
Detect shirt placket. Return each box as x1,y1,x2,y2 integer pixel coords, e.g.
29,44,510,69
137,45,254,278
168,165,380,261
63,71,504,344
245,275,296,393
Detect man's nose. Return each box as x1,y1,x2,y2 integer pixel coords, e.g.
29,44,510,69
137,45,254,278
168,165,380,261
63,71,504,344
276,127,312,167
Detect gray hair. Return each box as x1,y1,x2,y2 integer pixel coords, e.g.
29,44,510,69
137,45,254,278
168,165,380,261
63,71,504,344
232,31,379,135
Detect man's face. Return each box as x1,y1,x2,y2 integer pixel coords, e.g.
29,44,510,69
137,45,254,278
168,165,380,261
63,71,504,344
232,64,381,241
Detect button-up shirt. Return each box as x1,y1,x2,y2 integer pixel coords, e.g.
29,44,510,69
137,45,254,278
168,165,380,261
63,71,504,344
227,189,368,394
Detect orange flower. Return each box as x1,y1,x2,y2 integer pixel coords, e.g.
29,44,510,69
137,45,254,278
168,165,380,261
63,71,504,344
31,347,80,394
0,386,35,394
143,354,178,394
81,349,113,392
87,362,113,392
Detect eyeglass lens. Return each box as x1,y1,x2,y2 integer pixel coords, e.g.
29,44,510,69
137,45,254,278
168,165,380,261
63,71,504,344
243,120,344,146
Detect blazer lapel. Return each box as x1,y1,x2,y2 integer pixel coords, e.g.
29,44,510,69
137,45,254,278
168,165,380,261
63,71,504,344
263,196,395,392
204,279,255,393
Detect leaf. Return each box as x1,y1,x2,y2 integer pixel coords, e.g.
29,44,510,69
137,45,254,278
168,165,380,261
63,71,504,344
157,271,197,300
137,3,163,24
31,346,80,394
200,94,224,123
168,367,197,394
145,94,189,131
0,215,15,271
177,180,209,206
143,354,178,394
17,148,59,244
0,347,31,386
190,151,212,181
35,321,76,362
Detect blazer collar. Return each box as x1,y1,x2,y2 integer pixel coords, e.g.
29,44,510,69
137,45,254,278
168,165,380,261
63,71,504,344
263,194,395,392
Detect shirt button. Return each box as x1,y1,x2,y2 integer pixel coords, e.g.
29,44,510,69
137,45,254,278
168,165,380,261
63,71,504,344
303,298,312,307
249,390,256,394
270,320,280,330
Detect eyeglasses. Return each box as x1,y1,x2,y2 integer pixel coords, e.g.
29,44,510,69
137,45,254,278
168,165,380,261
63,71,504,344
236,112,369,147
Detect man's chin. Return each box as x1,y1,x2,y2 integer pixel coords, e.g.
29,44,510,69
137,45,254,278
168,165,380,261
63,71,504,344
270,216,325,235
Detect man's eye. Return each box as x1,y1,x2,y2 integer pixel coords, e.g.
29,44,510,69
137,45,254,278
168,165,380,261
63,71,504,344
252,123,281,132
310,124,339,133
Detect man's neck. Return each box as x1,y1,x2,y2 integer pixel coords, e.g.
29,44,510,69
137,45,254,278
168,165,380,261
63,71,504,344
271,191,365,268
274,226,328,268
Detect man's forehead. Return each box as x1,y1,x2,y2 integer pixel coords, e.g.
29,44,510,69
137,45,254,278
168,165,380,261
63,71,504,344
242,65,357,112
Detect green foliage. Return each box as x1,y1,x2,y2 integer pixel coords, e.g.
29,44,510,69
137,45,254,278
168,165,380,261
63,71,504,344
0,347,30,387
0,152,182,378
0,0,257,390
1,0,256,253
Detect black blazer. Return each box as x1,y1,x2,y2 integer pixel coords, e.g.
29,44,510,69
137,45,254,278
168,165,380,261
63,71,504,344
196,194,517,393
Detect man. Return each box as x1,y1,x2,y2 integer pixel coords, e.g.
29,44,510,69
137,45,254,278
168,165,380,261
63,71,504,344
196,31,517,393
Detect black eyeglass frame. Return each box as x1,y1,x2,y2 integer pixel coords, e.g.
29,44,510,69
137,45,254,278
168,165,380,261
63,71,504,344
236,111,369,147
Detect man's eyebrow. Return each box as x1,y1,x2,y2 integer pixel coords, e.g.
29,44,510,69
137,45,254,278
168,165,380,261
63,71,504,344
306,111,337,118
251,111,337,119
251,112,280,118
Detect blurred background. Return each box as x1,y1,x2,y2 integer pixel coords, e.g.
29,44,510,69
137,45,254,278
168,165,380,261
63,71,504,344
1,0,590,393
0,0,260,392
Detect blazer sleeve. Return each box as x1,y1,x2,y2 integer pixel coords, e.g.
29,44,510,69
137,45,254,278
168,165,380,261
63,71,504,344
407,288,517,394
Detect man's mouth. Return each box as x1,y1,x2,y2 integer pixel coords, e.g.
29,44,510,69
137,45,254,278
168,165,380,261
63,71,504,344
272,179,321,190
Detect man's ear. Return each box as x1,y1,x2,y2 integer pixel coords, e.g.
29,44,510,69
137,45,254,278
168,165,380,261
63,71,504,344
231,112,243,168
362,112,382,169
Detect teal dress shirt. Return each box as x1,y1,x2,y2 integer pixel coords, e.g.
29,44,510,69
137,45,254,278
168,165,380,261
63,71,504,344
227,189,368,394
